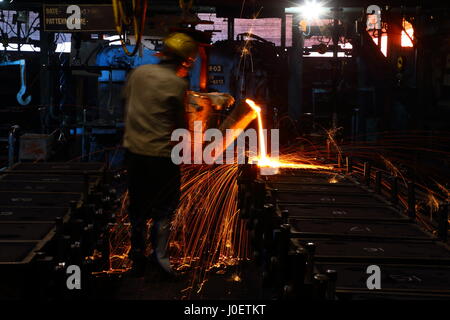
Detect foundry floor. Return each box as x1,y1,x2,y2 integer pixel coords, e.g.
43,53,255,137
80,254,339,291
90,261,267,300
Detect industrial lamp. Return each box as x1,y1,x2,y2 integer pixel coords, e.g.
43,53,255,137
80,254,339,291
298,0,325,20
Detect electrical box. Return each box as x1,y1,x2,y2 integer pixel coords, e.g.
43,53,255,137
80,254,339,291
19,134,54,161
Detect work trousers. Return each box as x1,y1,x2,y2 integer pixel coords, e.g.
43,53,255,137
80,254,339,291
125,150,181,260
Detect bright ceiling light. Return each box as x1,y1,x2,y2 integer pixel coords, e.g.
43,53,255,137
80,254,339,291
299,0,325,20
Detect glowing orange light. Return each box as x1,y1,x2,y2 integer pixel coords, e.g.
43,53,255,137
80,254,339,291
245,99,332,171
329,176,338,184
231,274,242,282
371,34,388,57
401,19,414,47
103,99,334,295
245,99,266,159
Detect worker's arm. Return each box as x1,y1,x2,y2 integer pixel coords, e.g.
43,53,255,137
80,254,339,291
172,82,189,130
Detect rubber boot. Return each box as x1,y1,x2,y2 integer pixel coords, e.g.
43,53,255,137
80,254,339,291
151,216,175,275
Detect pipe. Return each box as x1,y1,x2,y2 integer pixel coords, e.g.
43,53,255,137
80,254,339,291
325,269,338,300
291,248,307,299
313,274,329,300
304,242,316,285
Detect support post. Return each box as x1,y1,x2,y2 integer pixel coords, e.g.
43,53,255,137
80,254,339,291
227,17,234,41
280,13,286,50
288,13,303,120
325,269,337,300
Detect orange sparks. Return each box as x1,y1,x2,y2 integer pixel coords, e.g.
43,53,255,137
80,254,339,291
231,274,242,282
329,176,339,184
245,98,333,171
103,99,335,294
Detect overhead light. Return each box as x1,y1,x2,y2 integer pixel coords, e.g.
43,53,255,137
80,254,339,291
298,0,325,20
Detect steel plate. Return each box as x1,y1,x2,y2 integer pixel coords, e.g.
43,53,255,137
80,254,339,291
289,219,429,239
0,207,69,222
316,263,450,293
0,223,55,241
277,191,384,205
292,238,450,263
0,192,82,207
279,204,405,220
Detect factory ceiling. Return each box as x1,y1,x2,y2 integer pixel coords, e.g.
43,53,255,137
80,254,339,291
4,0,449,9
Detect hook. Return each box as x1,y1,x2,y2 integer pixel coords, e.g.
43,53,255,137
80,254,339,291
0,59,32,106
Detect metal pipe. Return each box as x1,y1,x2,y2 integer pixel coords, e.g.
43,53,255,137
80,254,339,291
280,14,286,50
325,269,338,300
304,242,316,285
279,224,290,259
279,224,291,284
291,248,307,299
313,274,328,300
288,13,303,120
262,204,276,249
331,7,341,130
227,17,234,41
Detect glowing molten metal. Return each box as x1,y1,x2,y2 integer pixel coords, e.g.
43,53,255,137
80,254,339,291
245,99,332,171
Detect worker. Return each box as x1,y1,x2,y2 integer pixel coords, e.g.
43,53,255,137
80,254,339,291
123,32,199,277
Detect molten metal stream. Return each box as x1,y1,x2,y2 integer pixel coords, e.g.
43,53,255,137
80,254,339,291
101,98,336,294
245,99,332,171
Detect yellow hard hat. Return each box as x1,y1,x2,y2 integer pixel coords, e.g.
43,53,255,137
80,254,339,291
163,32,199,61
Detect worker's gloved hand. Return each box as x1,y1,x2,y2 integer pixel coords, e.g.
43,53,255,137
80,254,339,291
187,91,235,112
203,92,235,110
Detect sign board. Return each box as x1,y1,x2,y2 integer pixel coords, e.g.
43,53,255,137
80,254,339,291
208,65,223,73
44,4,115,32
209,75,225,86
